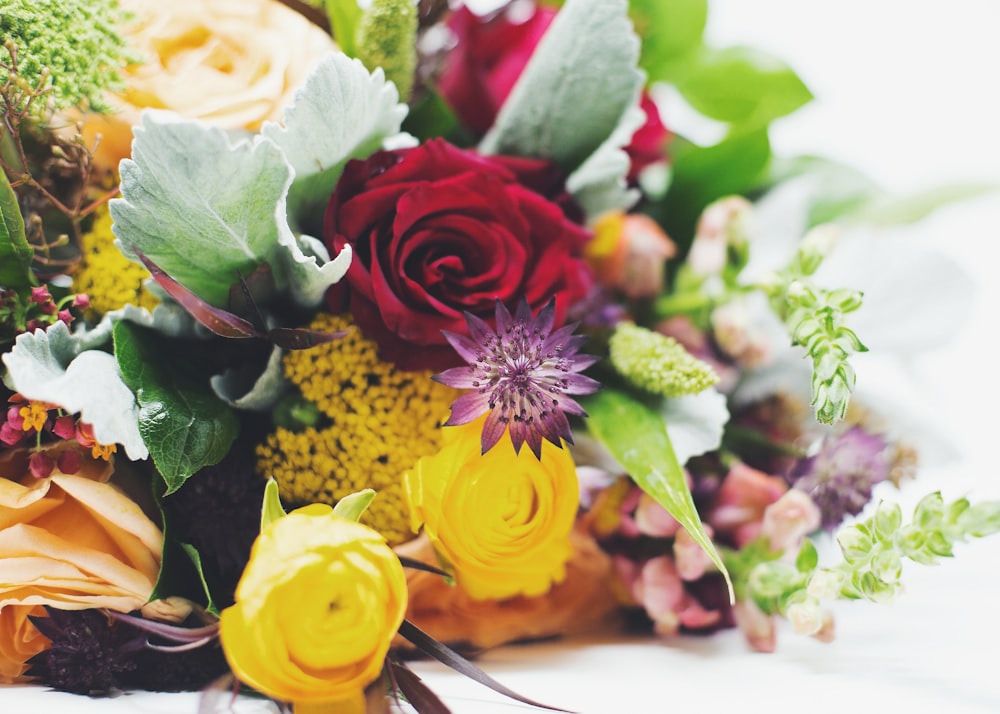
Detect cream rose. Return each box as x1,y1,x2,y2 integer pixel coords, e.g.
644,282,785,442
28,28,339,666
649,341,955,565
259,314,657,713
0,443,163,682
82,0,337,173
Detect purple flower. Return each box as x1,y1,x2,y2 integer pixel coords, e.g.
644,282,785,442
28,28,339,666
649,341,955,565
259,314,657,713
435,299,601,458
786,427,891,529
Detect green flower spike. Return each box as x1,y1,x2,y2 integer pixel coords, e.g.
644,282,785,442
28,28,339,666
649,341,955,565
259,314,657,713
0,0,131,122
609,322,719,398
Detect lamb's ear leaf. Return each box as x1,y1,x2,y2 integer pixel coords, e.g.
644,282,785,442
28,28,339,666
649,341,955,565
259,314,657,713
111,111,292,308
479,0,644,176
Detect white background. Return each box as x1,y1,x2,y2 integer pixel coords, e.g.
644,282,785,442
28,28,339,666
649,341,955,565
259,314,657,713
3,1,999,712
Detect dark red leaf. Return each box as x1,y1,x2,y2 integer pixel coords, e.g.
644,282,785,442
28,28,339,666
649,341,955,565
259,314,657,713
389,662,452,714
267,327,347,351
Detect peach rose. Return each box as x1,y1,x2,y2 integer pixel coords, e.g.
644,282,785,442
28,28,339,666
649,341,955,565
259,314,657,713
81,0,337,173
0,605,48,683
0,443,162,682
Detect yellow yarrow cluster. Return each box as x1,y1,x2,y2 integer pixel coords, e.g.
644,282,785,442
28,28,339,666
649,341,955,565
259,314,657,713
73,207,159,317
256,313,457,545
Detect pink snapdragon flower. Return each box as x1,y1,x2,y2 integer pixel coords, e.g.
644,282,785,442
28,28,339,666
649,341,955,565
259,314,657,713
709,462,788,548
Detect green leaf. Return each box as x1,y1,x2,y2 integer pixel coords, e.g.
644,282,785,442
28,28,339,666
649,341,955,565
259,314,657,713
649,129,771,248
631,0,708,84
113,321,238,494
260,477,287,531
2,321,147,459
111,112,293,307
582,388,732,599
333,489,376,522
795,539,819,573
853,182,998,226
178,542,219,615
0,168,34,289
324,0,363,57
260,52,408,232
479,0,645,174
676,47,812,129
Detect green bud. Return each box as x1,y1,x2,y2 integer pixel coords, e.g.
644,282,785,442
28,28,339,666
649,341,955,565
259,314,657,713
958,501,1000,537
859,572,896,604
827,288,864,313
913,491,945,530
806,569,845,600
873,502,903,542
748,562,802,600
796,225,839,276
925,530,954,558
837,525,872,563
870,549,903,583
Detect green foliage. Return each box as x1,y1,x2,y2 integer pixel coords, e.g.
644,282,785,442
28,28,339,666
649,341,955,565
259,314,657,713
323,0,363,57
114,321,239,495
260,478,287,531
333,489,377,522
0,168,33,290
674,47,812,130
745,493,1000,623
582,388,732,599
355,0,417,100
759,226,867,424
0,0,130,121
631,0,707,84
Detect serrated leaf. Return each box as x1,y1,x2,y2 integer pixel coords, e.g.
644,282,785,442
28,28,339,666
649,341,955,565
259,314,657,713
582,388,732,599
0,168,34,289
1,322,147,459
114,321,238,494
631,0,707,84
260,478,287,531
111,111,294,307
676,46,812,129
479,0,644,174
332,489,376,522
273,232,353,308
260,53,408,228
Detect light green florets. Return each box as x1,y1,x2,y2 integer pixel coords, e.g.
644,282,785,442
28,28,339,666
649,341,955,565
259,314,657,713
355,0,418,101
609,322,719,398
0,0,130,121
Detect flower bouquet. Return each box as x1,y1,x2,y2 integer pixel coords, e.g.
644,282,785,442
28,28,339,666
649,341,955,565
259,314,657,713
1,0,998,712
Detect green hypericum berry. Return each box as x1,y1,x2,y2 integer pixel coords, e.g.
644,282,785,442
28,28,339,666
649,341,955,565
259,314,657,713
1,0,131,122
609,322,719,398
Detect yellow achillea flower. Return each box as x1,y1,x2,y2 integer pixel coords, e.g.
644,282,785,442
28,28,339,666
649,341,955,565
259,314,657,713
405,417,580,600
73,207,158,317
256,314,456,545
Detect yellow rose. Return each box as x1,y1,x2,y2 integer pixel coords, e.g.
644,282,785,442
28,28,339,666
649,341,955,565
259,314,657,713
405,420,580,601
0,443,163,682
219,504,407,708
81,0,337,173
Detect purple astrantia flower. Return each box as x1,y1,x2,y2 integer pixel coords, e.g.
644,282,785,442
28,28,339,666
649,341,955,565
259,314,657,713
434,299,601,458
786,426,891,529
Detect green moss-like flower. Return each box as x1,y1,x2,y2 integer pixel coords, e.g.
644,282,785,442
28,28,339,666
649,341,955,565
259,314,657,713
0,0,130,121
355,0,417,100
609,322,719,398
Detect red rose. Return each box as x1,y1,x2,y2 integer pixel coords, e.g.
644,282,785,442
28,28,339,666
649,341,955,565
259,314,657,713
323,138,594,371
438,3,670,178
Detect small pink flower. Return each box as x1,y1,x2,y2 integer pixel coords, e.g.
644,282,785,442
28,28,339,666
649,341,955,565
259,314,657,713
634,491,681,538
29,286,51,306
57,309,73,325
709,462,788,548
56,448,83,475
52,415,76,440
632,556,720,637
686,196,752,278
673,526,714,581
589,213,677,299
733,599,776,653
761,490,821,552
29,452,55,480
73,294,91,309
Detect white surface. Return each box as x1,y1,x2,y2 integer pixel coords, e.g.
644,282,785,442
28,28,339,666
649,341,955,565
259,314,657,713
4,2,999,712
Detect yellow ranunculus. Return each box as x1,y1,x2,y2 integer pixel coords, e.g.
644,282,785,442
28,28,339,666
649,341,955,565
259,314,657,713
219,504,407,708
405,420,580,601
81,0,337,174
